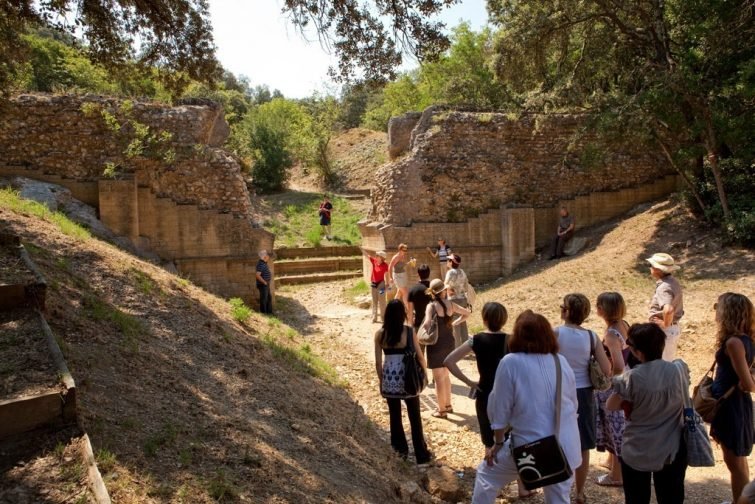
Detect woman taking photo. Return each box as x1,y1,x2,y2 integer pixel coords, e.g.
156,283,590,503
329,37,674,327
472,310,581,504
445,302,535,499
554,293,611,504
361,247,388,323
374,300,432,464
594,292,630,487
607,323,688,504
710,292,755,503
422,279,470,418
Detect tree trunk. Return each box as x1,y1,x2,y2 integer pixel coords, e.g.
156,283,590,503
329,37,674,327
702,108,731,220
657,139,708,216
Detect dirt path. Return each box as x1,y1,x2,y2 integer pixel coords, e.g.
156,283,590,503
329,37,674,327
278,251,753,503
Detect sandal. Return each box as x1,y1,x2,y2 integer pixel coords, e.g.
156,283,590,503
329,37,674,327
444,406,454,413
431,410,447,418
596,474,623,487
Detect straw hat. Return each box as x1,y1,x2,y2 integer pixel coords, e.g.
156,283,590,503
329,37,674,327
428,278,447,295
646,253,680,273
376,250,387,258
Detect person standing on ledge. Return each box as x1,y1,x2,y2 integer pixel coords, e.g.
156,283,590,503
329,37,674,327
318,195,334,240
255,250,273,314
549,206,575,260
646,252,684,361
426,238,452,278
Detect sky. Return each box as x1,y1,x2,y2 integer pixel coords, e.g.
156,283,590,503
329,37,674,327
208,1,489,98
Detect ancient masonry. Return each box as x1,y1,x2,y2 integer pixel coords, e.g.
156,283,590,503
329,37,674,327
361,107,678,283
0,94,273,305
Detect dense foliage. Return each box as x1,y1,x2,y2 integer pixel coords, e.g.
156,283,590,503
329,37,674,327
1,0,459,95
484,0,755,243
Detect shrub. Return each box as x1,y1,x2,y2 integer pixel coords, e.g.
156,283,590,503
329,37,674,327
229,297,252,322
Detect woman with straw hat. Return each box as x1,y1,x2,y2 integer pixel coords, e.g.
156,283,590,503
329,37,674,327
422,278,471,418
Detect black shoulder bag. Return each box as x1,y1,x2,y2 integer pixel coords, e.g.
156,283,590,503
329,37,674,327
512,354,573,491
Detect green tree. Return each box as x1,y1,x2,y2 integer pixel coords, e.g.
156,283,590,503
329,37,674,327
249,124,292,193
2,1,460,95
418,23,508,109
486,0,755,241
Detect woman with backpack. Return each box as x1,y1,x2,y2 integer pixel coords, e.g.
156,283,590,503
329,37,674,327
710,292,755,503
374,300,432,464
422,278,470,418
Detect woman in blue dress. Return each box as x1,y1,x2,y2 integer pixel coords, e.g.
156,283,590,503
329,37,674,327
711,292,755,503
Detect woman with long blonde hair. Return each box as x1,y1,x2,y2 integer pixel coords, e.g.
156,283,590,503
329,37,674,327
710,293,755,503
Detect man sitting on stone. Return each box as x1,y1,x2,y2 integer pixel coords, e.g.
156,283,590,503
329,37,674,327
549,206,575,260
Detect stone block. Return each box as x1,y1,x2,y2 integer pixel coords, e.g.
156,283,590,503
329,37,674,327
98,178,139,241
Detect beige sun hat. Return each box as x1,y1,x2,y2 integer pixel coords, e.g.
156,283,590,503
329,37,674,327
428,278,448,295
376,250,387,258
646,252,680,273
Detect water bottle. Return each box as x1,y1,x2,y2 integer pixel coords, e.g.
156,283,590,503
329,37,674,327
378,286,385,295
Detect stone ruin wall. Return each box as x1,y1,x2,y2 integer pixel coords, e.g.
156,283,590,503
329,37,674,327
0,94,273,305
362,108,678,284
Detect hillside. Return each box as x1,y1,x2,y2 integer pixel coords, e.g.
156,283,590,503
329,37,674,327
0,201,417,503
287,128,387,193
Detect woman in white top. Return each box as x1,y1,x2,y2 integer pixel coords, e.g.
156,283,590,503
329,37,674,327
554,293,611,504
444,253,470,348
472,310,582,504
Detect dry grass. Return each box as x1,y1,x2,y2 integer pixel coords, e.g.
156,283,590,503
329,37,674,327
0,205,410,503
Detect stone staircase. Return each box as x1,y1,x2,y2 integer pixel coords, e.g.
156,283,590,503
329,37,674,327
274,246,363,286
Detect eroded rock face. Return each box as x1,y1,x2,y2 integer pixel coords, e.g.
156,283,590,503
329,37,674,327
388,111,422,159
0,94,247,217
372,108,670,226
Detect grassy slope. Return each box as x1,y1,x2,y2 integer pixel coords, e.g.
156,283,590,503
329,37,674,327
257,192,365,248
0,196,408,503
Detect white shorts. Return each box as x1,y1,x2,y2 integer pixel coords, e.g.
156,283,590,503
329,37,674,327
662,324,681,361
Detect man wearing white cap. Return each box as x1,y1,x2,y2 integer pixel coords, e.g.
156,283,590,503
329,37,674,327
646,252,684,361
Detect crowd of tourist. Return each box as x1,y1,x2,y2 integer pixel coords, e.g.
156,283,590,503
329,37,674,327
372,250,755,504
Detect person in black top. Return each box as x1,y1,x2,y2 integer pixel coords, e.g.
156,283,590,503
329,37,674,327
407,264,431,331
444,302,535,498
255,250,273,314
318,195,334,240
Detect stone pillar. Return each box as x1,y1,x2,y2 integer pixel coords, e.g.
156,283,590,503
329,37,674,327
501,207,535,275
98,178,139,242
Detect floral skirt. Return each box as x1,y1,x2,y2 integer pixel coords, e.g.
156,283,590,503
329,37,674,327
595,388,625,456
